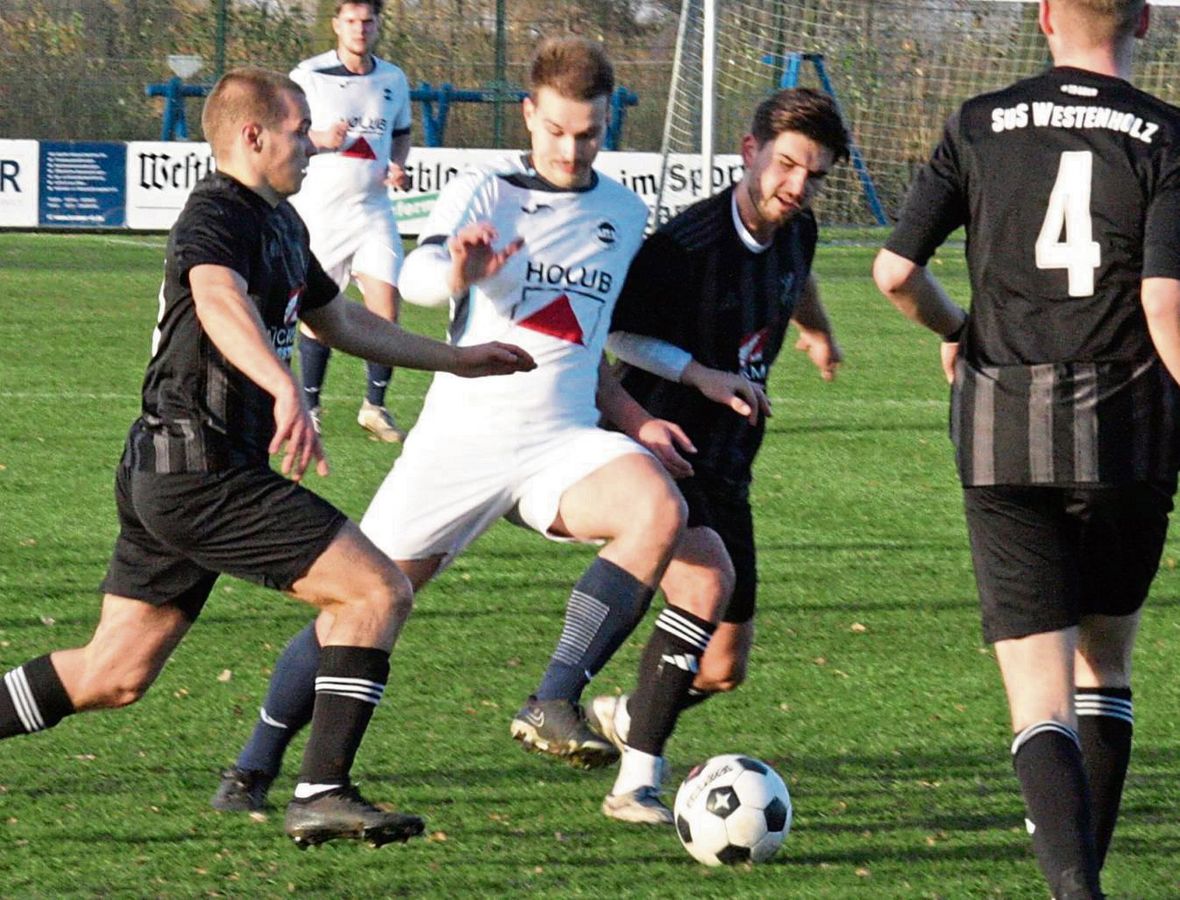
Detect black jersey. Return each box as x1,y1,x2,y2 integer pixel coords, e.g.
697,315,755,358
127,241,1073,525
887,66,1180,487
612,186,817,488
127,171,338,473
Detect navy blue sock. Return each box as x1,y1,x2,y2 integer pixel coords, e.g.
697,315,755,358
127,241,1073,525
365,363,393,406
535,558,654,703
236,622,320,777
299,333,331,409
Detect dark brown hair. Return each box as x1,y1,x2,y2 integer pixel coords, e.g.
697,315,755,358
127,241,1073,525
529,36,614,101
750,88,850,162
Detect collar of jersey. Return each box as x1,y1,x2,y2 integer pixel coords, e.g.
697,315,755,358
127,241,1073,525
502,153,599,193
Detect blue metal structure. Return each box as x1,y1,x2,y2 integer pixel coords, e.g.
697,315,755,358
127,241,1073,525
771,51,887,225
146,79,639,150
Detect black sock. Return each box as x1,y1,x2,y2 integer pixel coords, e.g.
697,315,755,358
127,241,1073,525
296,645,389,790
299,333,331,409
678,686,714,712
1012,721,1103,899
626,606,715,756
366,363,393,407
535,558,654,702
236,622,320,777
1076,687,1133,868
0,654,75,738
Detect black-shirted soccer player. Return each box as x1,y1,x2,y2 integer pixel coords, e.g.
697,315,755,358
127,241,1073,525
873,2,1180,896
0,67,532,849
583,88,849,823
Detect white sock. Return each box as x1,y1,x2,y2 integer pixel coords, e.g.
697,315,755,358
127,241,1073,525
611,746,662,796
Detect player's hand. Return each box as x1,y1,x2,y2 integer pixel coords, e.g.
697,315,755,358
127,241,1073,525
312,120,349,152
385,161,410,191
270,382,329,481
794,330,842,381
682,361,770,426
635,418,696,479
450,341,536,378
446,222,524,296
940,339,959,384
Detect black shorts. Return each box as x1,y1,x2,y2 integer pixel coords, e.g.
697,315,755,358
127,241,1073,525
100,462,348,621
679,476,756,624
963,481,1175,643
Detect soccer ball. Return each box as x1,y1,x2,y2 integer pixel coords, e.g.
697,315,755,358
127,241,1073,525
673,754,792,866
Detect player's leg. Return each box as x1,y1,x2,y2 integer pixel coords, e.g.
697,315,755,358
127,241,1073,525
0,595,194,739
966,485,1103,900
600,525,728,823
297,257,351,431
1074,612,1137,869
1070,477,1172,869
354,227,406,442
510,434,686,768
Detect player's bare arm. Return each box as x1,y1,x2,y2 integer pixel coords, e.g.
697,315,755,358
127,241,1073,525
188,263,327,480
309,119,349,152
872,248,968,383
301,295,536,377
790,274,842,381
385,132,411,190
445,221,525,296
597,359,696,479
1142,277,1180,384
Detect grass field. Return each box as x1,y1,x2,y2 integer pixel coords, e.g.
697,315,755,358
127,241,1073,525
2,231,1180,898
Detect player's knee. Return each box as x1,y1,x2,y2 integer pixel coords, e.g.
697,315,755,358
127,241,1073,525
354,564,415,626
635,479,687,548
80,668,154,710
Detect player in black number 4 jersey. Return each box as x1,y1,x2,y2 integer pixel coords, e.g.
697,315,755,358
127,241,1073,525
874,2,1180,897
0,67,532,850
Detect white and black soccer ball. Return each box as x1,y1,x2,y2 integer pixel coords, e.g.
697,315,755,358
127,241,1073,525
673,754,792,866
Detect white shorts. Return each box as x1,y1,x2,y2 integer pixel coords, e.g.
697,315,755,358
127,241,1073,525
359,425,651,572
308,203,405,291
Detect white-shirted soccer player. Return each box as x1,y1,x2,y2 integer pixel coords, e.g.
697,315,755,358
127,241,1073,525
213,37,696,824
290,0,412,442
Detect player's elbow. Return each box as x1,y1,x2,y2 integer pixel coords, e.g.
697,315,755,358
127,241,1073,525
872,248,918,299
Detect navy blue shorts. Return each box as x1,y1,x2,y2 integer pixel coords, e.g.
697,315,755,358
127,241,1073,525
100,462,348,621
963,481,1174,643
679,476,756,624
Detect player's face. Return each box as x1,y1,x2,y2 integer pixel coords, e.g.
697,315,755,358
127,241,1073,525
259,91,316,200
740,130,834,236
333,2,380,59
522,87,609,190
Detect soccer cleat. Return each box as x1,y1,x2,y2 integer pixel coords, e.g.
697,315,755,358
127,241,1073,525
210,767,274,813
284,784,425,849
509,696,620,769
308,405,322,435
602,785,674,826
357,400,406,443
587,693,630,754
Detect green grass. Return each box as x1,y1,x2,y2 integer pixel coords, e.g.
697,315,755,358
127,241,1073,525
2,231,1180,898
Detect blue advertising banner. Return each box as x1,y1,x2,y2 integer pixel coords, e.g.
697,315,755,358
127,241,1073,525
38,142,126,227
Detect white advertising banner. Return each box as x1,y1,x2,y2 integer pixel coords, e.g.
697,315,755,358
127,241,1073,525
125,141,216,230
0,140,39,228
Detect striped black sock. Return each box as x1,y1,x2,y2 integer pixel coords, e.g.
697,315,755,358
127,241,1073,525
1011,721,1103,899
296,645,389,789
1076,687,1133,868
0,654,75,739
626,606,714,756
365,363,393,406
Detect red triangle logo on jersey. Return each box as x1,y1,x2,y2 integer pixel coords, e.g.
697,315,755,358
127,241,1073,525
341,136,377,160
519,294,584,345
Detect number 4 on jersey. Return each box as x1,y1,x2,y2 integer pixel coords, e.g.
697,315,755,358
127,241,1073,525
1035,151,1101,297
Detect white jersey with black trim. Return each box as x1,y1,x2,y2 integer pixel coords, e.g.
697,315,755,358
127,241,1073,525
289,50,411,214
413,154,649,435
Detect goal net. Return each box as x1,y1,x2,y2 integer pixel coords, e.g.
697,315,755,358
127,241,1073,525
658,0,1180,227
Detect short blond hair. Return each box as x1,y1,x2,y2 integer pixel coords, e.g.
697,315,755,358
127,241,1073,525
1055,0,1146,42
529,37,614,101
201,67,303,158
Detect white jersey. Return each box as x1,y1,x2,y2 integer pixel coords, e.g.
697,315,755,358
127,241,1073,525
289,50,411,214
410,154,649,435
